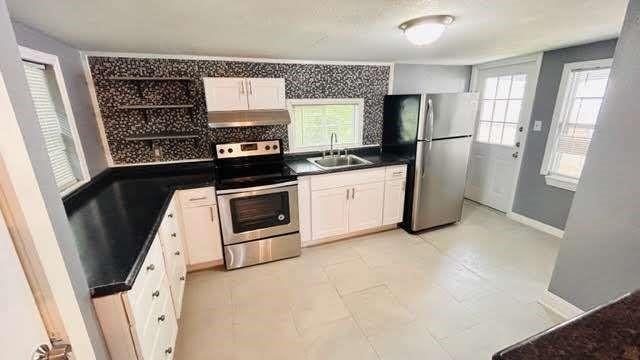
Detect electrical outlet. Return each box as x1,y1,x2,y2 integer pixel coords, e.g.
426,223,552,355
533,121,543,132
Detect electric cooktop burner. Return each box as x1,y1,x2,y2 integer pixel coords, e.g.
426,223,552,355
212,139,297,190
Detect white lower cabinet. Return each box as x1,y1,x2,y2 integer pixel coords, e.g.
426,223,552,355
301,165,407,245
311,186,350,239
383,179,406,225
180,205,223,266
347,182,385,232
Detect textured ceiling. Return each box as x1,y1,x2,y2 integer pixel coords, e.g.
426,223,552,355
6,0,629,64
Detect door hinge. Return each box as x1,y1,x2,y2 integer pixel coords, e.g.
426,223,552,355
32,340,72,360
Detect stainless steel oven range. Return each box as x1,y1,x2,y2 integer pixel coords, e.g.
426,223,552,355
213,140,300,269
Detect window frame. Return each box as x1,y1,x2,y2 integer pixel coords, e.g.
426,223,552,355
19,46,90,195
286,98,364,153
540,58,613,192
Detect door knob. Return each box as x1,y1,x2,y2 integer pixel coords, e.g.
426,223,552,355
515,141,521,148
519,126,524,132
512,152,519,159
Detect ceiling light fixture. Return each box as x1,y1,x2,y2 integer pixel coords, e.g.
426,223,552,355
399,15,454,46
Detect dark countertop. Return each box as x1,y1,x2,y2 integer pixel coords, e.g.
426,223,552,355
64,161,217,297
493,291,640,359
284,147,410,176
66,148,409,298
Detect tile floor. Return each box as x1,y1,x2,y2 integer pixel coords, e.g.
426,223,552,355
175,201,566,360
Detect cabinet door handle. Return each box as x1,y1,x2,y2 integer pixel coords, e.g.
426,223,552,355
248,80,253,95
146,264,155,271
165,347,173,355
167,213,174,218
210,206,216,222
152,290,160,298
189,196,206,201
157,314,166,322
174,250,181,256
240,80,245,95
346,189,349,200
180,276,185,281
171,232,177,238
352,187,355,199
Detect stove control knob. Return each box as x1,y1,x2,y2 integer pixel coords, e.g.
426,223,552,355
273,144,278,150
228,148,233,153
265,145,271,151
218,148,225,154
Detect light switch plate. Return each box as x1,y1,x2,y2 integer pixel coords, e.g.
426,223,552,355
533,121,543,132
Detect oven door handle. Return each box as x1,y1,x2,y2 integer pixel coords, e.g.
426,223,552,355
216,180,298,195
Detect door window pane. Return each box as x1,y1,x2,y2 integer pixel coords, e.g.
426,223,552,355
475,73,527,146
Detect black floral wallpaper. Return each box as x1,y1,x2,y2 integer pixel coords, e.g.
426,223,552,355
88,56,390,164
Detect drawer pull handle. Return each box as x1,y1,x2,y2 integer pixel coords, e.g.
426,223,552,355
165,347,173,355
180,276,185,281
189,196,207,201
393,171,403,176
152,290,160,298
174,251,181,256
171,232,177,238
167,213,174,218
146,264,155,271
157,314,166,322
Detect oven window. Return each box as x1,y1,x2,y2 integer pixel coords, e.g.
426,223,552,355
229,192,291,233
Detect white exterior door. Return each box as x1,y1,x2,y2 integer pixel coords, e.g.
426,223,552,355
311,187,350,239
247,78,286,110
348,182,384,232
0,210,51,359
465,59,540,212
203,77,249,111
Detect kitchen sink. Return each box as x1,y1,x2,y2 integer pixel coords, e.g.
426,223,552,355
307,154,372,170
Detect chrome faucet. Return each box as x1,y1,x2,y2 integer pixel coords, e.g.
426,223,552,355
329,132,338,157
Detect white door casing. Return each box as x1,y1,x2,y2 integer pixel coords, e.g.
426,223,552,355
0,208,50,359
465,54,542,212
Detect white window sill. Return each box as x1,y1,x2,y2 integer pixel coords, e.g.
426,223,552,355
544,174,577,192
60,178,90,197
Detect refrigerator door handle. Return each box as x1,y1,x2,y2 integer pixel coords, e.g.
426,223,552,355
412,141,430,227
425,99,434,142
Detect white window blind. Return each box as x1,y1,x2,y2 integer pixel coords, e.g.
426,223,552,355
23,61,79,191
548,67,610,180
289,99,363,152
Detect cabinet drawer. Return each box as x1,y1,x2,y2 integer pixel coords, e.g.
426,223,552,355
137,276,172,359
147,293,178,360
385,165,407,180
179,187,216,208
310,167,386,191
128,237,164,310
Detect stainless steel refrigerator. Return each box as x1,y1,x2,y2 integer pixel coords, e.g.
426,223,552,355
381,93,479,232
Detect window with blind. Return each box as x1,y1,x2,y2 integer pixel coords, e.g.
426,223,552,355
541,59,612,191
288,99,364,152
22,60,85,193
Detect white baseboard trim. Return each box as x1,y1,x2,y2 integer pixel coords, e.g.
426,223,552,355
538,290,584,320
506,212,565,238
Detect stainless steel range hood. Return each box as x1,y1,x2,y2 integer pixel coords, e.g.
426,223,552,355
207,110,291,128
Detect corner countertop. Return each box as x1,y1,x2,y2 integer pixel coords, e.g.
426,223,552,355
64,161,217,298
493,290,640,359
66,148,410,298
284,147,410,176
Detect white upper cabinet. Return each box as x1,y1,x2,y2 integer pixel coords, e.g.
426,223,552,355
203,77,286,111
203,77,248,111
247,78,286,110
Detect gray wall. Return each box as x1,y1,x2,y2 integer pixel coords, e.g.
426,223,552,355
548,0,639,310
12,22,107,176
392,63,471,94
0,1,109,359
512,39,618,230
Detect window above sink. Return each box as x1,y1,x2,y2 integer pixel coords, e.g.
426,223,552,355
287,98,364,153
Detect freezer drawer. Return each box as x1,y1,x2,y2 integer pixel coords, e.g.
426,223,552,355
411,137,472,231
